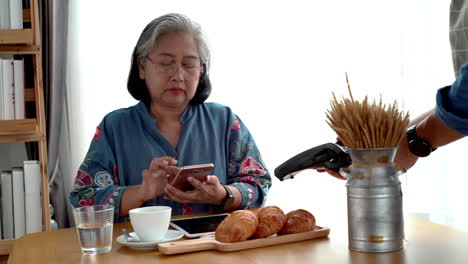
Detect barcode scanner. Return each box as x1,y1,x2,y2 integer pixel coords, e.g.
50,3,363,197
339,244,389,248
274,143,352,181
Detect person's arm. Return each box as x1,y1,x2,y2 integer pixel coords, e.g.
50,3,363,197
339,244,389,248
394,108,465,171
408,109,434,128
226,116,272,210
120,186,146,216
217,182,242,211
434,63,468,136
69,120,177,219
395,62,468,170
416,110,465,148
69,122,129,222
120,157,178,216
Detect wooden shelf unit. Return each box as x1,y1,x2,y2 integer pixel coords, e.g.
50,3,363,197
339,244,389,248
0,0,50,255
0,119,37,136
0,29,34,45
0,45,40,54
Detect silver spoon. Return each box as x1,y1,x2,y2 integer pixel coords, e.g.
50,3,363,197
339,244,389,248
122,228,136,242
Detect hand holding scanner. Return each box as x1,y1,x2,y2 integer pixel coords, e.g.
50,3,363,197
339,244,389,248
274,143,352,181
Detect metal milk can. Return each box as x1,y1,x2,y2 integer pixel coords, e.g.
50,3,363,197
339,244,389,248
273,143,404,252
343,147,404,252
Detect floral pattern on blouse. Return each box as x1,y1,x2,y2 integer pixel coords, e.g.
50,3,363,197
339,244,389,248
94,126,102,140
239,157,267,177
182,203,193,215
231,118,241,131
74,169,93,188
95,171,114,187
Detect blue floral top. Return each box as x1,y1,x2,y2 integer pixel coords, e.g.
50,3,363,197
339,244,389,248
69,102,272,221
435,62,468,135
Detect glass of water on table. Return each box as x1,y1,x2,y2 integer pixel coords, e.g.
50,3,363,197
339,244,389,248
73,205,114,254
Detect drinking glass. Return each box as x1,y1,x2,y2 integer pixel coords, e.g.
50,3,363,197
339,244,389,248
73,205,114,254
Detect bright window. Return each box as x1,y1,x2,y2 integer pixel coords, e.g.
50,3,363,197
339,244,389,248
68,0,467,230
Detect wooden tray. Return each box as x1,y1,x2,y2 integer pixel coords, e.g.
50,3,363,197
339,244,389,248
158,226,330,255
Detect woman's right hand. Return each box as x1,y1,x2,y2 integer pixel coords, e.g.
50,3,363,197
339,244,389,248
138,156,178,202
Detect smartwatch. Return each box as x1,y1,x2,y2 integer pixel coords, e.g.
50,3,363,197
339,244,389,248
220,185,235,211
407,124,437,157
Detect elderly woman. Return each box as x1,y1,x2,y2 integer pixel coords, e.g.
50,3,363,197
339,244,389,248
69,13,271,221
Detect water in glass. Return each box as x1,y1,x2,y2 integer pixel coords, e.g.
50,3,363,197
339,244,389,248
76,222,113,254
73,205,114,254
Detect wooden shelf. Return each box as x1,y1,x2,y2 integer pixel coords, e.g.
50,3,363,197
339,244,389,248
0,239,15,255
0,132,45,143
0,0,51,256
0,119,37,135
0,44,40,54
0,119,45,143
0,29,34,45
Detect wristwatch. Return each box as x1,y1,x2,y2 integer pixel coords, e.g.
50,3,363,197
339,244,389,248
407,124,437,157
219,185,235,211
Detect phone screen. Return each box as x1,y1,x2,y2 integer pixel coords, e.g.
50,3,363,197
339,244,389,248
170,214,229,237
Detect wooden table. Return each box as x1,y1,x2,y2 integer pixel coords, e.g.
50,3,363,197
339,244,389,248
8,216,468,264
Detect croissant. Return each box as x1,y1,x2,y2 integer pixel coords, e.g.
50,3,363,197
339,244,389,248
253,206,286,238
215,210,258,243
279,209,316,235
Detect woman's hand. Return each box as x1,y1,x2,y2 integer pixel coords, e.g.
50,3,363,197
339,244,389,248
138,156,178,203
163,175,227,205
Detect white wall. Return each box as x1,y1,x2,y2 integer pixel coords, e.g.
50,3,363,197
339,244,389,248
67,0,468,230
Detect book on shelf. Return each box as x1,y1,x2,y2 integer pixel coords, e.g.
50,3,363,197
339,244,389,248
12,167,26,238
9,0,23,30
0,58,26,120
1,171,14,239
0,161,42,240
24,160,42,234
0,0,10,30
13,59,25,119
1,59,15,120
0,60,3,119
0,0,24,30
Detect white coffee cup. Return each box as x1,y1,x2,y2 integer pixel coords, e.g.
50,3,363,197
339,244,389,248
129,206,172,242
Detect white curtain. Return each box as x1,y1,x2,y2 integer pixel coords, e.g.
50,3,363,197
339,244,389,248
67,0,468,230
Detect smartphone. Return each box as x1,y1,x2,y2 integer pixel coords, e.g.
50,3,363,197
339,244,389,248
170,213,229,238
169,163,214,191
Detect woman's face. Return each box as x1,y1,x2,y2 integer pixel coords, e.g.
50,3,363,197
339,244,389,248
138,31,202,109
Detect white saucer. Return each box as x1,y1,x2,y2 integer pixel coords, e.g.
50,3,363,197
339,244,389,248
116,230,183,250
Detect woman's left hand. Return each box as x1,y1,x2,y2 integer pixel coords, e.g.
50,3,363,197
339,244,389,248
163,175,226,205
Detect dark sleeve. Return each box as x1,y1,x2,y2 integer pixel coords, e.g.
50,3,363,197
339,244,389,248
435,63,468,135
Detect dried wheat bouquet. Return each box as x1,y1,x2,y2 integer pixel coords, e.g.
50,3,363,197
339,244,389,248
326,74,409,149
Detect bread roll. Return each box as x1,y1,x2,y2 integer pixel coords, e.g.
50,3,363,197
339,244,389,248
215,210,258,243
279,209,316,235
253,206,286,238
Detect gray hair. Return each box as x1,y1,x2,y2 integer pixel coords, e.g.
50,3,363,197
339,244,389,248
135,13,210,74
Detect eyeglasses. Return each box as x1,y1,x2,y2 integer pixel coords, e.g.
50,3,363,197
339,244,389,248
146,56,201,77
